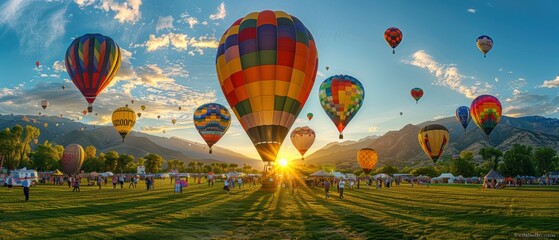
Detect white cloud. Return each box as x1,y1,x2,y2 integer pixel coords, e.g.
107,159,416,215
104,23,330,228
504,90,559,117
40,74,48,78
368,126,378,133
467,8,476,14
540,76,559,88
156,15,173,32
433,115,446,120
52,60,66,72
145,34,170,52
201,21,208,25
74,0,95,8
316,71,326,78
144,33,218,52
185,16,198,29
494,77,499,83
404,50,492,99
74,0,142,24
508,77,527,89
209,2,226,20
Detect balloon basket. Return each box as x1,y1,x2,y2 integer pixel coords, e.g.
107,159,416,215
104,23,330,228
259,163,277,192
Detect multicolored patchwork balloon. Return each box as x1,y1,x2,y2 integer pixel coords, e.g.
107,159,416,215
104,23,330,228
193,103,231,154
411,88,423,103
290,126,315,160
319,75,365,139
61,144,85,175
418,124,449,163
216,10,318,163
357,148,378,175
476,35,493,57
384,27,403,54
470,95,501,137
307,113,313,121
455,106,472,132
65,33,121,113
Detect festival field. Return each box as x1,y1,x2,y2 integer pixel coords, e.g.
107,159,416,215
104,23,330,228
1,180,557,240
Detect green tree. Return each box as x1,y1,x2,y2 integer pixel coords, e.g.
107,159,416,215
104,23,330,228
410,166,439,177
500,144,535,177
166,160,181,172
0,125,39,170
144,153,164,173
137,158,145,166
450,151,476,177
18,125,40,168
533,147,557,176
117,154,135,173
374,165,399,175
54,145,64,160
31,140,60,171
479,147,503,170
104,151,119,172
82,156,105,173
228,163,238,171
84,146,97,161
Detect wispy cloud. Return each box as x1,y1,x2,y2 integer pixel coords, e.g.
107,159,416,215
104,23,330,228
467,8,476,14
52,60,66,72
73,0,142,24
144,33,218,53
367,126,379,133
404,50,492,99
508,77,527,90
504,90,559,117
156,15,173,32
209,2,226,20
540,75,559,88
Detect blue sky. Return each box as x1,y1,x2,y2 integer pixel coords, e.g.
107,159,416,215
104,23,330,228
1,0,558,160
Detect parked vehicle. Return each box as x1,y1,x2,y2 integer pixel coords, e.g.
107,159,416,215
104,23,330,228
6,168,39,187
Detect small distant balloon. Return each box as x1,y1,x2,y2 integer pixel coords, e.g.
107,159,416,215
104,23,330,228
384,27,403,54
178,106,182,111
137,112,142,118
82,110,87,115
400,112,403,116
141,105,146,111
35,61,40,67
41,100,49,110
476,35,493,57
43,123,48,128
325,66,329,71
61,85,66,90
307,113,313,121
38,112,42,116
411,88,424,103
157,115,161,119
131,100,135,104
171,119,177,125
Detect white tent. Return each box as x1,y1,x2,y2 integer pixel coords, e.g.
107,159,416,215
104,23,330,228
434,173,455,183
309,170,334,177
332,172,346,179
373,173,390,179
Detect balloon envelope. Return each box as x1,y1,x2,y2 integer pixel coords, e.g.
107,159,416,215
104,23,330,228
216,10,318,162
41,100,48,110
418,124,449,162
455,106,472,131
476,35,493,57
384,27,403,54
319,75,364,139
411,88,423,103
62,144,85,175
141,105,146,111
470,95,501,137
307,113,313,121
112,107,136,142
290,126,315,159
357,148,378,175
65,33,121,113
193,103,231,153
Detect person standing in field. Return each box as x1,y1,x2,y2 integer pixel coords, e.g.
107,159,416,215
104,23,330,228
338,178,345,199
238,177,243,189
119,175,124,189
323,179,331,199
174,177,181,194
112,176,117,189
97,177,103,190
223,178,230,196
22,177,30,202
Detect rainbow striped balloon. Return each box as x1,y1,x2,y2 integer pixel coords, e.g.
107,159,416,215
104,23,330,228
470,95,502,137
193,103,231,154
216,10,318,162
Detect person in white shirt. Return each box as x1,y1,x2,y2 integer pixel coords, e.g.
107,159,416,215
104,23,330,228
22,177,30,202
223,178,230,195
338,178,345,199
237,178,243,189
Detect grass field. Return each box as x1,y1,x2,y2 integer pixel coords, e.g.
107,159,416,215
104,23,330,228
1,179,558,240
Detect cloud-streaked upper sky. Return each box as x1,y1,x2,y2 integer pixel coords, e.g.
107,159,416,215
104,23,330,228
1,0,559,161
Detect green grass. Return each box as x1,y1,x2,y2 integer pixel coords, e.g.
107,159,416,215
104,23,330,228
1,180,558,240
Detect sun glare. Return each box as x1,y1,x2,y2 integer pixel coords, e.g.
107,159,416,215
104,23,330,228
278,158,288,167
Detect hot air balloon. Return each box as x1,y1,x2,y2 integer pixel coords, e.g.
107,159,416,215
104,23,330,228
61,144,85,175
157,115,161,119
455,106,472,132
112,106,136,142
290,126,315,160
171,119,177,125
95,113,98,116
137,112,142,118
307,113,313,121
60,114,63,117
418,124,449,163
470,95,501,138
319,75,364,139
216,10,318,172
193,103,231,154
82,110,88,115
125,104,129,107
131,100,135,104
141,105,146,111
357,148,378,175
476,35,493,57
33,139,39,145
65,33,121,113
325,66,329,71
35,61,40,67
61,85,66,90
43,123,48,128
41,100,48,110
178,106,182,111
38,112,42,116
384,27,403,54
411,88,423,103
163,130,166,134
400,112,403,116
56,123,59,127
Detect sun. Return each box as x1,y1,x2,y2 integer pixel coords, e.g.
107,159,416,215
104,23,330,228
278,158,288,167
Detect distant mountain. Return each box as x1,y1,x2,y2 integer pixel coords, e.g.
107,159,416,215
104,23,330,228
0,114,263,169
305,116,559,168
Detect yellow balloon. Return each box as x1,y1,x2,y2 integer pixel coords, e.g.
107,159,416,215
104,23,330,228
141,105,146,111
172,119,177,125
357,148,378,175
112,106,136,142
43,123,48,128
418,124,450,163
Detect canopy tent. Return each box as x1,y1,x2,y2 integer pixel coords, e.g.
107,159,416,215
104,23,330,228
437,173,455,179
332,172,346,179
90,172,99,177
226,171,244,178
309,170,334,177
373,173,389,179
484,169,504,180
100,172,114,177
51,169,63,176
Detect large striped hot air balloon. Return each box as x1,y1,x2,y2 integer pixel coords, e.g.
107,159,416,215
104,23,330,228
357,148,378,175
319,75,364,139
61,144,85,175
193,103,231,154
216,10,318,164
470,95,501,137
455,106,472,132
384,27,403,54
290,126,315,160
418,124,449,163
65,33,121,113
112,106,136,142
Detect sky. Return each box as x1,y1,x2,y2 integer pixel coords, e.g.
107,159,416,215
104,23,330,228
1,0,559,161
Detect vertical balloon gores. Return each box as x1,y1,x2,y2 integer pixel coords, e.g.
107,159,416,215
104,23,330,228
65,33,121,113
61,144,85,175
470,95,501,138
319,75,364,139
193,103,231,154
418,124,449,163
216,10,318,163
290,126,316,160
112,107,136,142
